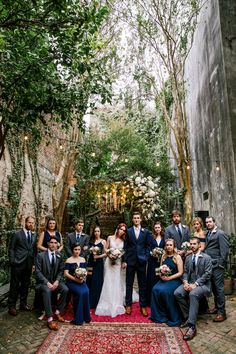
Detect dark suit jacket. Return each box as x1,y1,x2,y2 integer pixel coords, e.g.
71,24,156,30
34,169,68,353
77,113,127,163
64,231,90,258
8,229,37,266
35,251,64,288
124,227,151,266
183,252,212,294
204,228,229,268
164,224,190,250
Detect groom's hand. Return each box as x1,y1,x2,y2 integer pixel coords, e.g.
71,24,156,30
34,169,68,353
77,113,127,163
122,262,127,269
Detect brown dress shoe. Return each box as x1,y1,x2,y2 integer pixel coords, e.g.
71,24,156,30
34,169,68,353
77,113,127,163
213,314,227,322
55,314,65,322
183,327,197,341
47,321,59,330
125,306,132,315
8,308,17,316
140,307,148,317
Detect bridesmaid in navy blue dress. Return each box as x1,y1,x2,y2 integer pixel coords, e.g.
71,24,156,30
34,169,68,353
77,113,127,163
86,226,106,309
150,238,183,326
37,217,63,253
146,222,165,305
64,243,91,325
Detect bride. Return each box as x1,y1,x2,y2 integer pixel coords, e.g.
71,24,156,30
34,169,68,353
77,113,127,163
95,223,127,317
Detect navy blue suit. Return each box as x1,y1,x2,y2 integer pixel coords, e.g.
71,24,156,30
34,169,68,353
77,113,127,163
124,226,151,307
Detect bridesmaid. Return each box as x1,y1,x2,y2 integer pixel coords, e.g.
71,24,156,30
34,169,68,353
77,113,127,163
193,217,206,251
37,217,63,252
146,221,165,306
64,243,91,325
150,238,183,326
86,226,106,309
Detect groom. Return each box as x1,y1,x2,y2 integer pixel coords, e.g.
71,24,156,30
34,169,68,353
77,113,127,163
123,212,151,317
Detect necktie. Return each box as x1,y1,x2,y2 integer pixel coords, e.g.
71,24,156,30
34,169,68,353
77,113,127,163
51,252,55,268
27,231,31,245
177,225,182,238
192,254,196,271
76,234,80,242
206,231,212,242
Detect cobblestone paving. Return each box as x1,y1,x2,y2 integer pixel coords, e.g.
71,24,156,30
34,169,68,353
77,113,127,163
0,292,235,354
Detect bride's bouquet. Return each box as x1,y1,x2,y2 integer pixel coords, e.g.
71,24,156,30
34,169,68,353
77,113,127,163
181,241,191,252
75,267,87,282
155,264,172,277
106,248,125,265
150,247,164,261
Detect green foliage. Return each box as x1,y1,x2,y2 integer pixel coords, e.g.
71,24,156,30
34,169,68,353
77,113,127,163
0,0,112,158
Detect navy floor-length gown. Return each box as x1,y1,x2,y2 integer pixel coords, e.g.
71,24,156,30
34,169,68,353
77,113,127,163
86,242,104,309
150,256,182,326
65,262,91,325
146,238,165,306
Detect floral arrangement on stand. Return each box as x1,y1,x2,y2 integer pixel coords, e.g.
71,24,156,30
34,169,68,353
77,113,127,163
106,248,125,265
128,173,164,220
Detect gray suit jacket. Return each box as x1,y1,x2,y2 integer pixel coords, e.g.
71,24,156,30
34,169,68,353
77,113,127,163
8,229,37,266
204,228,229,269
183,252,212,293
35,251,64,287
164,223,190,250
64,231,90,258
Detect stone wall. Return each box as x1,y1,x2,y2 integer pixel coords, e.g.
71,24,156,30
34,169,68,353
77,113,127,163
185,0,236,233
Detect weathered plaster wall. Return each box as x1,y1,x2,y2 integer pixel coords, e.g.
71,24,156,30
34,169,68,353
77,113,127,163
185,0,236,233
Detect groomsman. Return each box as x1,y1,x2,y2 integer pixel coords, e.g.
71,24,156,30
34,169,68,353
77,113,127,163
8,216,37,316
174,237,212,340
35,237,68,330
204,216,229,322
164,209,190,252
65,219,90,259
123,212,151,317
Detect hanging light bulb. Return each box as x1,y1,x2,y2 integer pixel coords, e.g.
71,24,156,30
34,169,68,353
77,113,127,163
186,165,190,170
91,152,95,157
59,144,63,150
216,165,220,171
124,158,128,163
24,135,28,141
156,162,160,167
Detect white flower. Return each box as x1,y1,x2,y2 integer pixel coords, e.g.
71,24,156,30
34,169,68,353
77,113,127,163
135,177,141,184
148,190,156,198
148,180,155,189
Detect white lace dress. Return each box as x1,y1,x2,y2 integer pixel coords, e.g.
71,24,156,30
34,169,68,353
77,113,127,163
95,236,126,317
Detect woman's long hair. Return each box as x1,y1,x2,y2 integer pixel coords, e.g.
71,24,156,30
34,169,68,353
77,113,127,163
162,238,178,264
152,221,165,239
115,223,127,241
90,225,103,243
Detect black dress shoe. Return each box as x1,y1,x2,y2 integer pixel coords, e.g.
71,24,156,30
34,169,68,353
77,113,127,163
183,327,197,341
20,305,32,311
70,320,82,326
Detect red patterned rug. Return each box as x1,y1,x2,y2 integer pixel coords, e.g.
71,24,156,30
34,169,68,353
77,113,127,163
37,322,192,354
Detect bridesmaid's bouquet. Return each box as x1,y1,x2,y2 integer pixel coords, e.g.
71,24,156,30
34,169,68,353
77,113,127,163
106,248,125,265
181,241,191,251
150,247,164,261
75,267,87,282
155,264,172,277
89,246,101,255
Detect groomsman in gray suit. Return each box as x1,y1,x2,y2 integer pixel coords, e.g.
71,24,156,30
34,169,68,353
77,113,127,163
8,216,37,316
204,216,229,322
174,237,212,340
164,210,190,253
65,219,90,259
35,237,68,330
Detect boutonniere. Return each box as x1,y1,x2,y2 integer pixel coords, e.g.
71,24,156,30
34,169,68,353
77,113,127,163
83,246,88,250
56,253,61,258
141,228,144,232
182,225,186,228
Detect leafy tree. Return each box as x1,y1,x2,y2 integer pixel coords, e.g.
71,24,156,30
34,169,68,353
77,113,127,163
0,0,112,159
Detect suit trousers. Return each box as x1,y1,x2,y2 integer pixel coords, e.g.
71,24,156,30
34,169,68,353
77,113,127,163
126,263,147,307
39,283,68,318
174,285,209,326
211,267,225,315
8,262,32,309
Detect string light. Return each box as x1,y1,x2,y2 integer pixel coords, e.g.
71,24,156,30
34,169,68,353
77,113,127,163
216,166,220,171
24,135,28,141
186,165,190,170
124,158,129,163
156,162,160,167
59,144,63,150
91,152,96,157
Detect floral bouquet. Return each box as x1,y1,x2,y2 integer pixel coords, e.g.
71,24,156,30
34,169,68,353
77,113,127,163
155,264,172,277
89,246,101,255
106,248,125,265
150,247,164,261
181,241,191,252
75,267,87,282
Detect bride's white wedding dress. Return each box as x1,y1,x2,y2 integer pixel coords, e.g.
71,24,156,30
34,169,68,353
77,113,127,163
95,236,126,317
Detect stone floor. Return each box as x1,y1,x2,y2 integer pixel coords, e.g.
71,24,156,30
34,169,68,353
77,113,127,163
0,293,236,354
